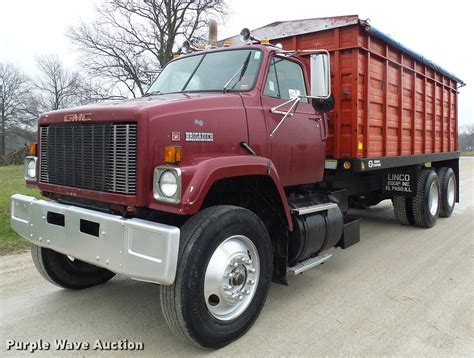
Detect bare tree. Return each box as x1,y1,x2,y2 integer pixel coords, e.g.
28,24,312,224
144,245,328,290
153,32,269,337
34,54,112,113
68,22,151,98
0,63,33,156
34,55,85,111
67,0,227,97
459,124,474,152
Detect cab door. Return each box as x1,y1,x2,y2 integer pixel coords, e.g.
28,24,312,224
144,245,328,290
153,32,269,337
261,56,325,187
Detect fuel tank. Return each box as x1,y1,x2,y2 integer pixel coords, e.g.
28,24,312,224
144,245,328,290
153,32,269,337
288,193,344,266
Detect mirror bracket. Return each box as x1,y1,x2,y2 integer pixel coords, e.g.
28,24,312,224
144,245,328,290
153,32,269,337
269,97,301,139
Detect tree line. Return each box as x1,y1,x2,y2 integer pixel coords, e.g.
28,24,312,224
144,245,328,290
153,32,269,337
459,125,474,152
1,0,226,156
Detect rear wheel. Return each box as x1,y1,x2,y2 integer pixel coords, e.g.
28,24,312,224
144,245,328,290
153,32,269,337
392,196,414,225
437,167,456,217
31,244,115,289
160,205,272,349
412,169,440,228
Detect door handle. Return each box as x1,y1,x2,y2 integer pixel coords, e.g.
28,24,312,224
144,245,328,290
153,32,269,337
309,117,322,128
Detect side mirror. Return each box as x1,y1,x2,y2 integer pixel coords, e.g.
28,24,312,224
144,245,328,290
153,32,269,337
310,52,331,99
312,94,335,113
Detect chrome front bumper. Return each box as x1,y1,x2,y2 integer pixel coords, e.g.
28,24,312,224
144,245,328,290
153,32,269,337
10,194,180,285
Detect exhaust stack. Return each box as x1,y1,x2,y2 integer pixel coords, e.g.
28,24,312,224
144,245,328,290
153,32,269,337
209,20,218,48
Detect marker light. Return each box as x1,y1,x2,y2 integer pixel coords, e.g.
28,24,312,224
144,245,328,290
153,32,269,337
223,40,232,47
164,146,182,163
343,161,351,169
28,143,37,156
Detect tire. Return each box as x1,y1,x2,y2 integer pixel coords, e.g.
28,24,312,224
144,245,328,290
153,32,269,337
412,169,440,228
437,167,456,217
392,196,414,225
31,244,115,289
160,205,272,349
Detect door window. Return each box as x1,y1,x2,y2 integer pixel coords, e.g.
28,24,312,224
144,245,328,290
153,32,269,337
263,57,307,102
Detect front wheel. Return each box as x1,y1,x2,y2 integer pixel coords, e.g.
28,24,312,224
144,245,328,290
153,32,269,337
31,245,115,289
160,206,272,349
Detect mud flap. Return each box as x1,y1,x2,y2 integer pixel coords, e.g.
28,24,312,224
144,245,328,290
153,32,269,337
337,217,360,249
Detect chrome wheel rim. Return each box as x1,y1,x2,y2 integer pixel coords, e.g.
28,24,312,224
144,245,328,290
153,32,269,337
447,177,455,207
204,235,260,321
428,181,439,216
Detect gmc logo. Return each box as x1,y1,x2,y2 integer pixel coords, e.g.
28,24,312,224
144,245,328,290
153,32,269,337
64,113,92,122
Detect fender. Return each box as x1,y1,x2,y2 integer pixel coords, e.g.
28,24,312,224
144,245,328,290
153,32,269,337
149,156,293,231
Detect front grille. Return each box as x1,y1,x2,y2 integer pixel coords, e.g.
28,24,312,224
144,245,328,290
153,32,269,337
39,123,137,194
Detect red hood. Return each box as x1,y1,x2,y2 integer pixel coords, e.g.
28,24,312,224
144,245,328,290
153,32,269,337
38,92,235,124
36,91,251,208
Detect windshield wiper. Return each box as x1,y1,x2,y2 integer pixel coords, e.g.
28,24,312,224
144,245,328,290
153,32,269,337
143,90,161,97
223,51,252,92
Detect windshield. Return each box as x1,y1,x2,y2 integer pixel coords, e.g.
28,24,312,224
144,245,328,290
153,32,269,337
147,49,263,94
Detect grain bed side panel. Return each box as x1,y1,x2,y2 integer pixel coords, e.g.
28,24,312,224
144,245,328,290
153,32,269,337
387,61,401,156
356,48,365,158
274,26,359,159
272,23,459,159
369,54,385,157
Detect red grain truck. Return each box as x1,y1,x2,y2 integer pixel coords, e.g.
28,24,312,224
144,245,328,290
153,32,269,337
11,16,463,348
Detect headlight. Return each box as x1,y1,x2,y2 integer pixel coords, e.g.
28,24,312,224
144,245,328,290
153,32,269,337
24,156,37,181
153,167,182,203
160,171,178,197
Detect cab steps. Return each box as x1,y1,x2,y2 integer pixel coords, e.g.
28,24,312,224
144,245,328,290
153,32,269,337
287,253,332,275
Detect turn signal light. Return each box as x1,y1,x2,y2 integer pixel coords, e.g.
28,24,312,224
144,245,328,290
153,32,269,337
260,39,270,45
223,40,232,47
164,146,182,163
28,143,37,156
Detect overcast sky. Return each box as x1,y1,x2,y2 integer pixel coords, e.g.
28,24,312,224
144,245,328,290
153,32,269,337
0,0,472,125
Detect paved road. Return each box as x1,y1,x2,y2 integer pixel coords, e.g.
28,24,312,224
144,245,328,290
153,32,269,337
1,158,473,357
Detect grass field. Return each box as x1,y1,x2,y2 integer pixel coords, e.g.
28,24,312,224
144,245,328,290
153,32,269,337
0,165,42,254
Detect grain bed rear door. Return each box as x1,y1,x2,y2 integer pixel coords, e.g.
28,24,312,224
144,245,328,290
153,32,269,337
261,56,325,187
